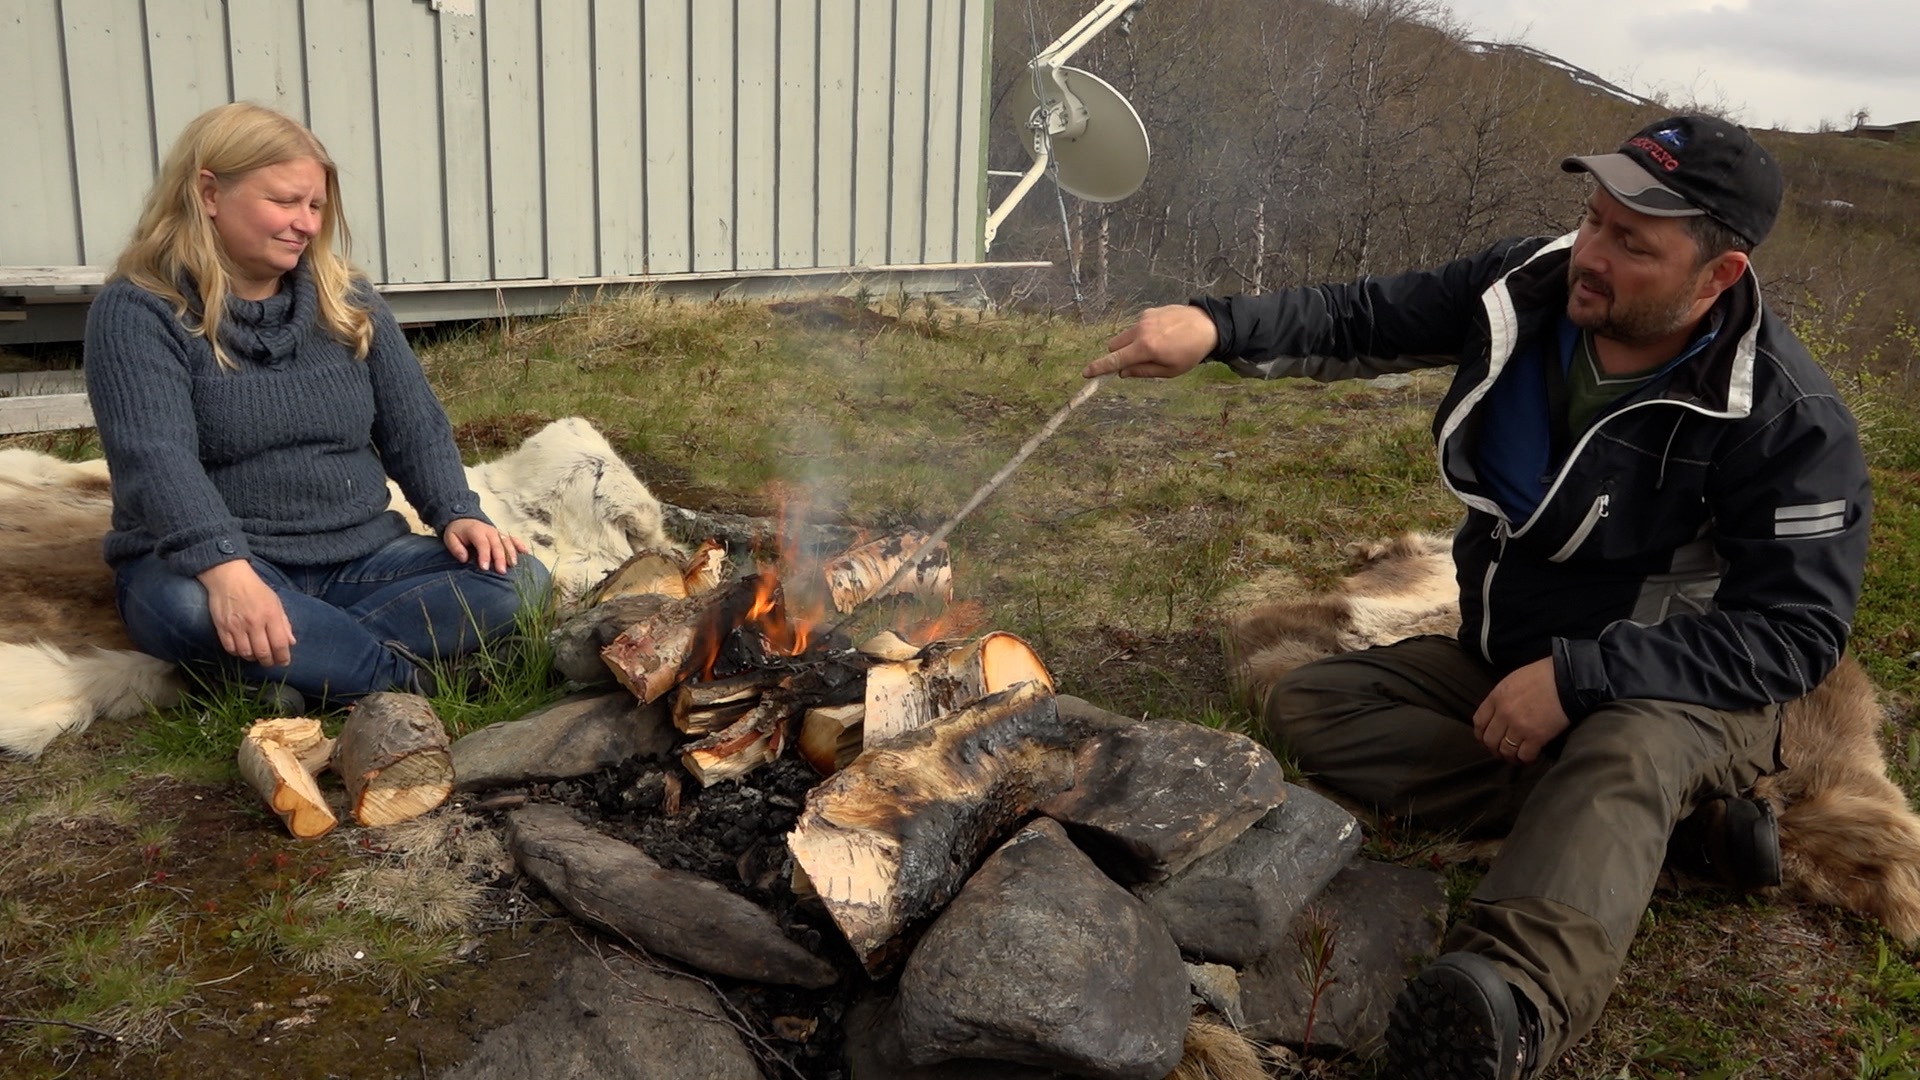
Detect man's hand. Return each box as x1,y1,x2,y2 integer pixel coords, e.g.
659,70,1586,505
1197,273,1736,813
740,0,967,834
444,517,529,573
198,559,296,668
1472,657,1569,764
1082,304,1219,379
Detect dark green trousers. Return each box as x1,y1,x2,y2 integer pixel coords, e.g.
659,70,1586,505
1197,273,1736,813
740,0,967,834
1265,635,1782,1060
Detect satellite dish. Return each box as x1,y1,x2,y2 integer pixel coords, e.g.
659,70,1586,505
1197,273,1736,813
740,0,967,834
983,0,1152,250
1005,66,1150,203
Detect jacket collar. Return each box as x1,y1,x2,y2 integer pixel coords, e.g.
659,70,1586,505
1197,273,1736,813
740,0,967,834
1489,231,1762,419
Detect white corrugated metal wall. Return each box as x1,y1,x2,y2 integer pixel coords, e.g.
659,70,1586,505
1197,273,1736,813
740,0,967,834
0,0,994,285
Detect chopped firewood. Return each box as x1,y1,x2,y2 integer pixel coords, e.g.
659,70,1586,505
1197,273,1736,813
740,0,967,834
670,669,777,734
785,681,1085,974
822,531,954,614
681,538,727,595
863,631,1054,745
238,717,338,839
681,694,794,786
550,592,686,684
583,550,689,605
598,577,762,703
331,692,454,827
797,702,866,776
857,630,922,662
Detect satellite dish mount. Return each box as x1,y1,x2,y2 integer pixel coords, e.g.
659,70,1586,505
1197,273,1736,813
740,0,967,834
985,0,1151,250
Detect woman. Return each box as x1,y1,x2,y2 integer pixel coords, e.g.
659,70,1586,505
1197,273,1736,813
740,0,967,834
84,102,550,711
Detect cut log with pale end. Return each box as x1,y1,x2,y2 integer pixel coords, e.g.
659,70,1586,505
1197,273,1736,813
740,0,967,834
549,592,685,685
822,531,953,614
681,694,793,786
583,550,689,606
598,578,761,704
669,670,769,735
681,539,727,596
797,702,865,776
857,630,923,662
331,692,454,827
863,631,1054,746
238,718,338,839
785,680,1088,974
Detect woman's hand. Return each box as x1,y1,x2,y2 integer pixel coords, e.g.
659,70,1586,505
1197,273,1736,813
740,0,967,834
443,517,530,573
197,559,296,667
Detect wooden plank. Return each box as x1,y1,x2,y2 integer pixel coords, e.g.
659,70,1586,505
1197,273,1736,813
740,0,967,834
733,0,778,271
921,0,963,264
305,0,386,280
372,0,446,282
0,267,109,289
0,393,94,436
642,0,692,273
437,3,491,282
63,0,157,265
541,0,598,278
815,0,856,267
484,0,545,279
850,0,893,265
592,0,645,276
227,0,309,121
774,0,818,269
887,0,928,265
0,0,83,267
957,0,990,261
689,1,736,271
145,0,231,150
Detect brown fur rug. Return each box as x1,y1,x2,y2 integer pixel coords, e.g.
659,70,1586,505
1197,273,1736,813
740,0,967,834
0,418,673,759
1228,532,1920,943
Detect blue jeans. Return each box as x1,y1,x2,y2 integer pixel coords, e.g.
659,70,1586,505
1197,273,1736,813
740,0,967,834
115,534,552,705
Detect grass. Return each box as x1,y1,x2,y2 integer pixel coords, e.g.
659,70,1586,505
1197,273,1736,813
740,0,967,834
3,290,1919,1076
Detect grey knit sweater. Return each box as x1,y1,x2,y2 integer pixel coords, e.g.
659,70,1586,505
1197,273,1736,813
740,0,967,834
83,263,487,575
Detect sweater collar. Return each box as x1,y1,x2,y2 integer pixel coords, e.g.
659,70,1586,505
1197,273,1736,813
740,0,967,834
218,261,313,367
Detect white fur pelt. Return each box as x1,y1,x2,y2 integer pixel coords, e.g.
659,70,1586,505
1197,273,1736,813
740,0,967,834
0,418,672,759
1228,531,1920,943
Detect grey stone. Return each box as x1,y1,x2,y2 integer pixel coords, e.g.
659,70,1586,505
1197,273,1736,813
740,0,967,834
440,953,762,1080
843,995,1074,1080
1240,858,1448,1056
509,804,838,988
1185,962,1247,1030
452,691,676,792
1041,698,1287,885
897,818,1188,1080
1141,783,1362,966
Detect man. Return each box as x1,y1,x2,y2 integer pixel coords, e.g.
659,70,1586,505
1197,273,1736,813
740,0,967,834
1085,115,1871,1078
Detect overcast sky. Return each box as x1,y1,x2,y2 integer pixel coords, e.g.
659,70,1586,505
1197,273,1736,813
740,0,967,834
1435,0,1920,132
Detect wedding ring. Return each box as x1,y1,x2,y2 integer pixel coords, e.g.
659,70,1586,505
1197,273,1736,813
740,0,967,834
1501,736,1521,748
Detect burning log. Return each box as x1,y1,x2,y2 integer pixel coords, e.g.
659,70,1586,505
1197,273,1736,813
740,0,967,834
785,681,1088,974
863,631,1054,745
331,692,454,827
823,530,953,614
237,717,338,839
797,702,865,775
597,578,764,703
669,670,770,735
681,692,796,786
584,550,690,603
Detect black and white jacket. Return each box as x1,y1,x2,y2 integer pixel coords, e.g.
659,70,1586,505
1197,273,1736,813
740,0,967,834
1193,233,1872,720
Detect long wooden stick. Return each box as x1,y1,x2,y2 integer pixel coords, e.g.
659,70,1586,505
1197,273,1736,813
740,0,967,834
822,375,1109,637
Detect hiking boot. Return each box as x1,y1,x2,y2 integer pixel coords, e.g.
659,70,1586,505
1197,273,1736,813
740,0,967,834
1385,952,1541,1080
1666,796,1782,891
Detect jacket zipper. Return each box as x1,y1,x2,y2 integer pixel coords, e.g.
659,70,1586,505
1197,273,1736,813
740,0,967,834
1479,518,1508,661
1548,494,1610,563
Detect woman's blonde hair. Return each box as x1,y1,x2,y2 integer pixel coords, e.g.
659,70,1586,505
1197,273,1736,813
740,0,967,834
112,102,373,368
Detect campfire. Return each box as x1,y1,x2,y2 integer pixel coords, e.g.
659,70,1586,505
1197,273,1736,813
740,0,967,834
241,512,1406,1077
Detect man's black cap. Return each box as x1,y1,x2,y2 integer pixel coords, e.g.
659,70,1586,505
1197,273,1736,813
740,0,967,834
1562,115,1784,247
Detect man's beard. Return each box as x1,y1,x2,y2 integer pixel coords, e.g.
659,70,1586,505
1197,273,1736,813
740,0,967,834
1566,267,1700,347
